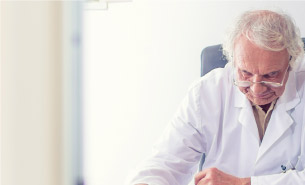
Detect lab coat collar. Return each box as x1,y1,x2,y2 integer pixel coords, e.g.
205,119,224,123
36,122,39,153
256,69,300,162
232,78,261,143
276,69,300,111
230,65,261,143
232,69,301,161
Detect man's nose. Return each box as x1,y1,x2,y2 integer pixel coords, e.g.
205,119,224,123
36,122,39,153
250,76,267,94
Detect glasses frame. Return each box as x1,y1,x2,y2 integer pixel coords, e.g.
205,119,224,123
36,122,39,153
233,64,290,88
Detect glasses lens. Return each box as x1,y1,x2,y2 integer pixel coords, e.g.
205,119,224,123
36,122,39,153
234,80,282,88
234,81,251,87
233,64,288,88
265,82,282,88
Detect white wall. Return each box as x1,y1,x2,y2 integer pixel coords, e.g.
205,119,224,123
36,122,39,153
82,1,305,185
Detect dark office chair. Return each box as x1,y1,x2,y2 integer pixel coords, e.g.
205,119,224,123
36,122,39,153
198,37,305,171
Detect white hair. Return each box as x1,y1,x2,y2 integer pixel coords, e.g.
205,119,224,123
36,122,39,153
222,9,304,64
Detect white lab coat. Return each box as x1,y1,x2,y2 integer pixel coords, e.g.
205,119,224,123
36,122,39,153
126,57,305,185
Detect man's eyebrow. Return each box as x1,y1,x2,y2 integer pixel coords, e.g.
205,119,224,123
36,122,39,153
240,69,281,75
240,69,252,74
265,70,280,75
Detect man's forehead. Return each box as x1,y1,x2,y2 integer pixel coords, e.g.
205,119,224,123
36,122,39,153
236,63,283,74
234,55,289,72
233,36,290,72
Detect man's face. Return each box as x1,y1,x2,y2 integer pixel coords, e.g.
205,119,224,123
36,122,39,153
234,36,290,106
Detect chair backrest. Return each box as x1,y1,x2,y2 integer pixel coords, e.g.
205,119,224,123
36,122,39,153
200,38,305,77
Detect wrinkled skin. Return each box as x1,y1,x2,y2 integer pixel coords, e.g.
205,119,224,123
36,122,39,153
234,36,290,109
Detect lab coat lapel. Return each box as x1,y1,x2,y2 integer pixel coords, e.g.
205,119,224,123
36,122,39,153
256,71,300,162
234,86,260,144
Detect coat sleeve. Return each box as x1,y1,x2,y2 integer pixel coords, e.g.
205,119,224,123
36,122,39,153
125,81,207,185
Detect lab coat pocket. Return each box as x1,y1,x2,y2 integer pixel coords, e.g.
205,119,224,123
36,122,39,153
281,159,297,172
295,155,305,171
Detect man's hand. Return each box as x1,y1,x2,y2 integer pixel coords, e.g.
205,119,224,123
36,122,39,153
194,167,251,185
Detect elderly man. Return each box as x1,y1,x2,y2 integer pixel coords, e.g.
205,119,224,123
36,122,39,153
126,9,305,185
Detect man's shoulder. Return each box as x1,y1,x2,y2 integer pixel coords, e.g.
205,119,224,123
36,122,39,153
292,56,305,90
189,62,233,91
293,56,305,73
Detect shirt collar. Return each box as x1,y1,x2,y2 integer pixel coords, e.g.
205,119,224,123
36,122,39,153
251,100,277,113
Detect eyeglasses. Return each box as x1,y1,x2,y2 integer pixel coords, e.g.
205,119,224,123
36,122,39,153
233,65,290,88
